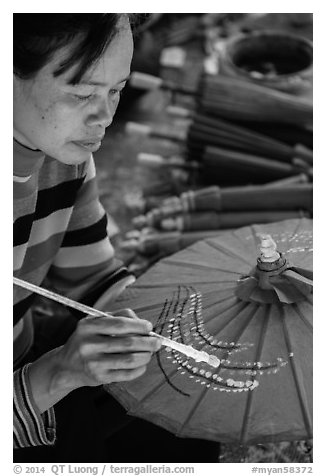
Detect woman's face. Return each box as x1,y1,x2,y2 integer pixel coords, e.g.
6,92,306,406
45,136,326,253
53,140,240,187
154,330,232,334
13,20,133,165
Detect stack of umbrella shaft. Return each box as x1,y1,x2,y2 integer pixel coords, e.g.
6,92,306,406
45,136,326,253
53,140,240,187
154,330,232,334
187,112,313,164
128,116,312,185
176,184,312,211
202,146,312,183
165,108,313,183
137,173,309,214
138,152,312,178
133,183,312,231
157,183,312,213
160,210,307,231
229,120,313,149
128,121,312,185
124,175,311,256
129,116,312,165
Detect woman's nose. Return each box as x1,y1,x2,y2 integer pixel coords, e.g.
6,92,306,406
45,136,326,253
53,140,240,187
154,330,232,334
86,97,116,128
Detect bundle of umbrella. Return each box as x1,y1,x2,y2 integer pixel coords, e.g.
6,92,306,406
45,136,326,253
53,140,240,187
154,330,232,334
123,31,313,266
127,91,312,186
164,108,312,185
129,40,313,184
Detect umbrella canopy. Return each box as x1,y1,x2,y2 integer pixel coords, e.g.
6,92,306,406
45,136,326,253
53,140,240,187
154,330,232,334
101,218,312,445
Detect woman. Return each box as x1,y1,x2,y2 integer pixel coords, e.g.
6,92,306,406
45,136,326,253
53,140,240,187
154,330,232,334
13,13,220,463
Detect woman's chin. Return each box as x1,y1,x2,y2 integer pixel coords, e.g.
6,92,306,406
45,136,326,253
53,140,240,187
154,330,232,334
52,144,92,165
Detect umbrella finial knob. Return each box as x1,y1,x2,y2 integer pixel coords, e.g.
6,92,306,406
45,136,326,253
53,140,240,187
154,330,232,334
258,234,280,263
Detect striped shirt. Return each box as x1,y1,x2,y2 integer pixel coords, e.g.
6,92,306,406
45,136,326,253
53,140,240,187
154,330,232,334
13,139,129,448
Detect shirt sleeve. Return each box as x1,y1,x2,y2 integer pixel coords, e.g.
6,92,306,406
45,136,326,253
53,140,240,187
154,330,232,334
47,156,132,305
14,364,56,448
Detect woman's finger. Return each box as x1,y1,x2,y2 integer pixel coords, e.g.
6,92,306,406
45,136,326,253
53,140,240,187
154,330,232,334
78,315,153,335
104,365,148,384
86,352,152,374
78,334,161,356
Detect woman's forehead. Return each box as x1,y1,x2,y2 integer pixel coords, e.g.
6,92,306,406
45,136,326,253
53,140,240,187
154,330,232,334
48,26,133,86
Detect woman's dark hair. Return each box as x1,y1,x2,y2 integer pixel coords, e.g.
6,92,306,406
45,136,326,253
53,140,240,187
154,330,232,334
14,13,149,84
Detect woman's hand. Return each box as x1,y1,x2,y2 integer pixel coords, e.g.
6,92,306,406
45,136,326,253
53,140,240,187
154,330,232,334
56,309,160,388
27,309,161,413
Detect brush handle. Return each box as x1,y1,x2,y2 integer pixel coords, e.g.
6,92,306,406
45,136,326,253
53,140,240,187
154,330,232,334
13,277,220,368
13,276,108,318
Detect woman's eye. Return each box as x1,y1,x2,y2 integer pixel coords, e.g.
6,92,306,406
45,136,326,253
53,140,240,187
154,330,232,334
109,89,121,97
74,94,93,102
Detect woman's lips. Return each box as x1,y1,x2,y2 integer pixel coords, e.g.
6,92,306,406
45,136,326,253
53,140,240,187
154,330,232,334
72,139,102,152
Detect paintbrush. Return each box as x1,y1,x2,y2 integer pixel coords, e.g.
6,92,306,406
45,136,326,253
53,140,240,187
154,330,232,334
13,276,220,368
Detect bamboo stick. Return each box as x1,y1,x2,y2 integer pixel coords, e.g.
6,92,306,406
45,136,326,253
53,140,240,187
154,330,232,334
263,174,309,188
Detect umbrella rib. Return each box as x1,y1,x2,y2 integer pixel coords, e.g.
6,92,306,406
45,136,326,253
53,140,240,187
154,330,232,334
134,279,236,289
176,387,210,437
132,360,188,408
240,305,272,444
198,287,238,305
280,305,313,438
305,294,313,305
163,258,245,275
202,284,238,296
203,240,254,266
219,303,261,349
292,217,306,238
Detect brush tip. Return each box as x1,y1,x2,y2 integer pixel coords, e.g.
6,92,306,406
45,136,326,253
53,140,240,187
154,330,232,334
208,355,221,368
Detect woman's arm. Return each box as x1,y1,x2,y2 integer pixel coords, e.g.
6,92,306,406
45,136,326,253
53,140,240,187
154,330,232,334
14,364,56,448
